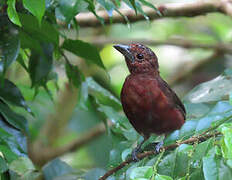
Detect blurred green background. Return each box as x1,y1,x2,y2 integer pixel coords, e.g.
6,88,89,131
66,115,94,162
2,0,232,179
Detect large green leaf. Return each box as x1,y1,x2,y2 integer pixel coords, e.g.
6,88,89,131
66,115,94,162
7,0,21,26
0,144,18,163
218,123,232,159
9,157,36,177
0,79,31,113
165,101,232,144
42,158,74,180
0,115,27,158
86,78,121,109
65,62,83,88
0,101,28,133
0,34,20,77
23,0,45,24
98,104,138,142
158,145,193,178
62,39,105,69
19,26,42,53
0,156,8,173
202,148,232,180
184,69,232,104
19,14,59,46
55,0,88,23
28,43,53,87
192,139,214,162
129,166,153,179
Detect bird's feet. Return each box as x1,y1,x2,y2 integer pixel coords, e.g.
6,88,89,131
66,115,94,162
132,147,141,161
155,141,164,153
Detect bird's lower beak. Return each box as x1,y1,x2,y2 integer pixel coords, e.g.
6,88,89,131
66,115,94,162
113,44,135,63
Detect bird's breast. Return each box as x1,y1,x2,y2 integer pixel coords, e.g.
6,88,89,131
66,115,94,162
121,75,162,111
121,74,184,136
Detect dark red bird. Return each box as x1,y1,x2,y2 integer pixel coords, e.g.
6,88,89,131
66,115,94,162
114,43,186,160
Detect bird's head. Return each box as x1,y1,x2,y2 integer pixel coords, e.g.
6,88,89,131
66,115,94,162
114,43,159,74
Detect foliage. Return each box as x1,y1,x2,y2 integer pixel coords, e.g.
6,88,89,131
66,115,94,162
0,0,232,180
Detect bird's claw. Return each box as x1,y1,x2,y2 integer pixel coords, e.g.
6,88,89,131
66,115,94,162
132,148,140,161
155,141,164,153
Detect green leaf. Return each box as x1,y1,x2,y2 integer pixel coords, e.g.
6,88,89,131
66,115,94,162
174,144,193,177
28,43,53,87
155,174,173,180
55,0,88,23
0,156,8,173
62,39,105,69
184,102,211,119
86,0,105,25
86,78,121,109
202,150,219,180
23,0,45,24
42,158,74,180
138,0,161,16
157,152,177,177
135,1,149,20
19,14,59,46
98,104,138,141
202,148,232,180
0,34,20,77
157,145,193,178
219,159,232,180
65,62,83,88
0,101,28,133
189,168,204,180
9,157,35,176
0,79,32,114
7,0,21,26
109,141,131,167
192,139,214,161
129,166,153,179
165,101,232,144
97,0,115,17
0,145,18,163
124,0,137,14
218,123,232,159
19,30,42,52
184,69,232,104
17,51,29,72
0,117,27,157
229,91,232,105
84,168,106,180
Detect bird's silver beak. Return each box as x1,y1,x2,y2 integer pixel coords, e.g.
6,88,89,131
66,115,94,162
113,44,135,63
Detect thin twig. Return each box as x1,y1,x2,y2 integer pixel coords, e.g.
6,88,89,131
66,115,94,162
99,131,221,180
73,0,232,27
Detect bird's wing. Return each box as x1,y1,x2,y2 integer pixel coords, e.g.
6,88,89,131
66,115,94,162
157,77,186,119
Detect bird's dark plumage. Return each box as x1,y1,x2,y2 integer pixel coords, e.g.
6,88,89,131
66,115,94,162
114,43,186,160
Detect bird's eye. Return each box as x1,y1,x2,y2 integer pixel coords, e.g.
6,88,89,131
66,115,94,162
136,54,144,60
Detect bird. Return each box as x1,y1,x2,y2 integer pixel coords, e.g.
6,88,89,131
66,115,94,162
114,43,186,161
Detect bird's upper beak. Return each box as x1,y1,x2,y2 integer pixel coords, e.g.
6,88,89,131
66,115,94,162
113,44,135,63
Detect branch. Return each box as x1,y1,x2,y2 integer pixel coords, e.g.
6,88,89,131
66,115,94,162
40,83,78,144
99,131,221,180
75,0,232,27
91,38,232,55
29,122,110,166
